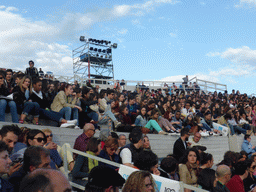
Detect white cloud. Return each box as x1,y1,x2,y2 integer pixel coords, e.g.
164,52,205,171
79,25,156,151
235,0,256,7
207,46,256,66
118,28,128,35
0,0,179,76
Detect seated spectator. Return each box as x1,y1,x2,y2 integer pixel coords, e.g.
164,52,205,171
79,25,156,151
42,129,66,170
98,138,120,169
72,138,101,191
159,157,179,180
171,111,183,130
144,109,168,135
19,169,71,192
50,83,81,128
244,159,256,192
197,168,216,191
200,152,214,169
8,146,51,191
12,76,40,124
127,95,140,123
29,79,77,128
134,107,148,127
143,135,151,151
122,171,156,192
12,126,30,154
200,111,219,134
0,141,14,192
159,111,177,133
73,123,95,159
183,114,198,134
119,128,144,168
213,165,231,192
85,165,125,192
181,102,193,118
173,128,191,162
179,148,200,191
45,83,57,105
88,93,117,130
226,161,251,192
0,72,19,123
116,134,126,155
188,132,202,148
116,104,135,132
242,134,256,158
226,113,247,135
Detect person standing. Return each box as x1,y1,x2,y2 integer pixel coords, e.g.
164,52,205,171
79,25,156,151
25,60,39,79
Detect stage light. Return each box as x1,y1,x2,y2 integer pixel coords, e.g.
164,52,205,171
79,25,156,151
80,36,85,41
88,38,92,41
112,43,118,49
107,48,111,54
98,49,102,52
100,40,104,44
90,47,94,51
102,50,106,53
94,48,97,51
108,41,111,44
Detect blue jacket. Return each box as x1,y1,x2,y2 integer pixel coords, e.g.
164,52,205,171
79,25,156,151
0,178,14,192
98,150,120,170
242,140,256,157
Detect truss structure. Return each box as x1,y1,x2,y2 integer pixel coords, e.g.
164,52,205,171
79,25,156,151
73,40,114,81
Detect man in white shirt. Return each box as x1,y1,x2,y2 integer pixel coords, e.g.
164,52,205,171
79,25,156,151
119,129,144,168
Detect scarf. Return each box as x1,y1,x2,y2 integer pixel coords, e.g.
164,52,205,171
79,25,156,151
186,162,199,178
86,151,98,172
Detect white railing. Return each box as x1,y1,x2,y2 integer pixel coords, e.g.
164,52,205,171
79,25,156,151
53,75,227,93
62,146,208,192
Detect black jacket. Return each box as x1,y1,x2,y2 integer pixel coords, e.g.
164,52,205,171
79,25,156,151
173,137,187,162
0,178,14,192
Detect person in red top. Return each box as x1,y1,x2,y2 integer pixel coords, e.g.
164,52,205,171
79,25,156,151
73,123,95,159
226,161,250,192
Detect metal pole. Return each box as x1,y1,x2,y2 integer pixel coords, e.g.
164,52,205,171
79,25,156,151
63,144,68,178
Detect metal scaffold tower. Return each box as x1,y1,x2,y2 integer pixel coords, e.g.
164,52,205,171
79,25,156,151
72,37,117,82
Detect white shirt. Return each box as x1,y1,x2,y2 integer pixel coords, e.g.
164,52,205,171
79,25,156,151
120,148,133,164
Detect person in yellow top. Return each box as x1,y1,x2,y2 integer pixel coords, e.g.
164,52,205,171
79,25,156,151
51,83,82,128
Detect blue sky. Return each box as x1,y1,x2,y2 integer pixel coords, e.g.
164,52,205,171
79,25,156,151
1,0,256,94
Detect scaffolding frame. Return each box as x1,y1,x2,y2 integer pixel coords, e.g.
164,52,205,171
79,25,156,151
72,40,114,81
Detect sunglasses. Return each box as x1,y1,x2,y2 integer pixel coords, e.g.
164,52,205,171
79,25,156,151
251,165,256,169
33,137,46,143
0,77,3,80
46,134,53,138
109,148,117,152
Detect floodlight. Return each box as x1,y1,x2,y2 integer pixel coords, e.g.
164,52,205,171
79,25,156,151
80,36,85,41
98,49,102,52
112,43,118,49
107,48,111,54
88,38,92,41
94,48,97,51
102,50,106,53
89,47,93,51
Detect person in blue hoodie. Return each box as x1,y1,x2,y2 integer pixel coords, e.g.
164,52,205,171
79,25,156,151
242,134,256,158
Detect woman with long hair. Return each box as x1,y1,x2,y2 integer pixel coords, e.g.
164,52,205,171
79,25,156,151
122,171,157,192
13,76,40,124
51,83,81,127
179,148,200,192
0,72,19,123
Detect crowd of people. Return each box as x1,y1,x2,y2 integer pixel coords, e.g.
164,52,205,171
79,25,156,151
0,62,256,191
0,123,256,192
